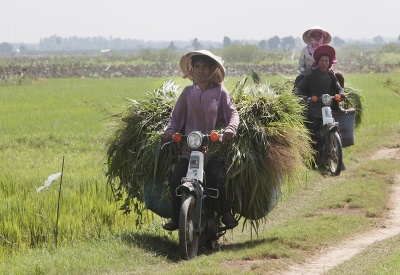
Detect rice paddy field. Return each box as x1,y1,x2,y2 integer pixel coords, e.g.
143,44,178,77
0,77,188,254
1,61,400,273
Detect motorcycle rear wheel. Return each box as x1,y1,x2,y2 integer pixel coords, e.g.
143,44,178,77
328,131,343,176
179,194,199,259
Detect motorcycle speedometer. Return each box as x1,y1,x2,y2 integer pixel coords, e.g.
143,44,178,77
187,131,202,149
321,94,332,106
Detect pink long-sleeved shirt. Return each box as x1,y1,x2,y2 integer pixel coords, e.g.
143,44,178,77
165,82,239,159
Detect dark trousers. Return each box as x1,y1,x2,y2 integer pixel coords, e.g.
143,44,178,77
168,157,230,222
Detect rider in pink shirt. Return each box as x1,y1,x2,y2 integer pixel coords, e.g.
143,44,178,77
162,50,239,231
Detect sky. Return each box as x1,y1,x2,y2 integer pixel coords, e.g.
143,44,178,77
1,0,399,44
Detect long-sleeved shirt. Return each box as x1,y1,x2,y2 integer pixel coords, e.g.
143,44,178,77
298,47,315,74
294,68,344,118
165,82,239,159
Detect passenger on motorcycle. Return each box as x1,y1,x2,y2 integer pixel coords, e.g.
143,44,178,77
298,26,332,75
293,45,346,158
294,26,345,89
162,50,239,231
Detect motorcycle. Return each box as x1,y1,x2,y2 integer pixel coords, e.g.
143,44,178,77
163,131,228,260
307,94,344,176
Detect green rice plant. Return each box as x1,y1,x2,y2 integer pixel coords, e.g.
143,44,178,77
1,72,400,274
383,77,400,94
0,78,166,257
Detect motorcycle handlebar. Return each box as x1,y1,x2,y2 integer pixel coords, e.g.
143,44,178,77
161,131,224,150
172,131,224,143
303,93,344,104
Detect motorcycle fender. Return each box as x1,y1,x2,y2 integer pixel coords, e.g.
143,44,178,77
328,123,340,133
176,181,195,196
322,123,339,137
323,124,340,146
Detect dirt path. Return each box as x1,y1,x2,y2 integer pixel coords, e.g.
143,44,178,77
281,148,400,275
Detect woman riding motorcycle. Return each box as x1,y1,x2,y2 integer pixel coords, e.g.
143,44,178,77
161,50,239,231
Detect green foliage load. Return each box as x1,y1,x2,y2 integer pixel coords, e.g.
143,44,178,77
106,81,179,215
106,75,313,223
342,85,365,127
227,74,312,221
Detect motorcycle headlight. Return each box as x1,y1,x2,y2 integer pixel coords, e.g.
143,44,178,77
321,94,332,106
187,131,202,149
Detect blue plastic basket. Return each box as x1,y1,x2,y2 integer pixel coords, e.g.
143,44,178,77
333,108,356,147
144,181,172,218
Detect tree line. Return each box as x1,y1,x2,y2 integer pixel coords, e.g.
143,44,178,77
0,34,399,54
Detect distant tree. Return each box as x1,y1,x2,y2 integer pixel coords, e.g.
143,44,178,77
373,35,384,45
112,38,123,49
192,38,201,50
167,41,177,51
19,45,27,53
223,36,232,48
267,36,280,50
280,36,295,50
0,42,13,54
39,35,63,51
332,36,345,47
398,35,400,42
258,39,267,49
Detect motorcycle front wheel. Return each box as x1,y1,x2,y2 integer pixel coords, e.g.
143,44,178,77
328,131,343,176
179,194,199,260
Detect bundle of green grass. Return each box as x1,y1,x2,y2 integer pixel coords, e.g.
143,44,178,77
341,85,364,127
105,74,314,225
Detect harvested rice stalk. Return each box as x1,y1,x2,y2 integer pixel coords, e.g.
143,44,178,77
225,76,312,221
106,80,181,215
106,76,313,225
342,85,365,127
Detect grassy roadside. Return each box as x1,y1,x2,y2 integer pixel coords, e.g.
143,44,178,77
2,152,398,275
1,72,400,274
329,234,400,274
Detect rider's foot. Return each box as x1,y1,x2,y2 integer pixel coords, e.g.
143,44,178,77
163,220,178,231
221,212,238,229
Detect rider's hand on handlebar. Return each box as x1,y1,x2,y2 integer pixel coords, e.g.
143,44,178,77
222,131,235,144
340,93,346,100
162,129,174,142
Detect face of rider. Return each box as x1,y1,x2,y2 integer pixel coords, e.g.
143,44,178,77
193,60,212,84
311,31,322,41
318,55,330,72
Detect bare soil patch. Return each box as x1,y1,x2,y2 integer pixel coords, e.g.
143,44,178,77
371,147,400,160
